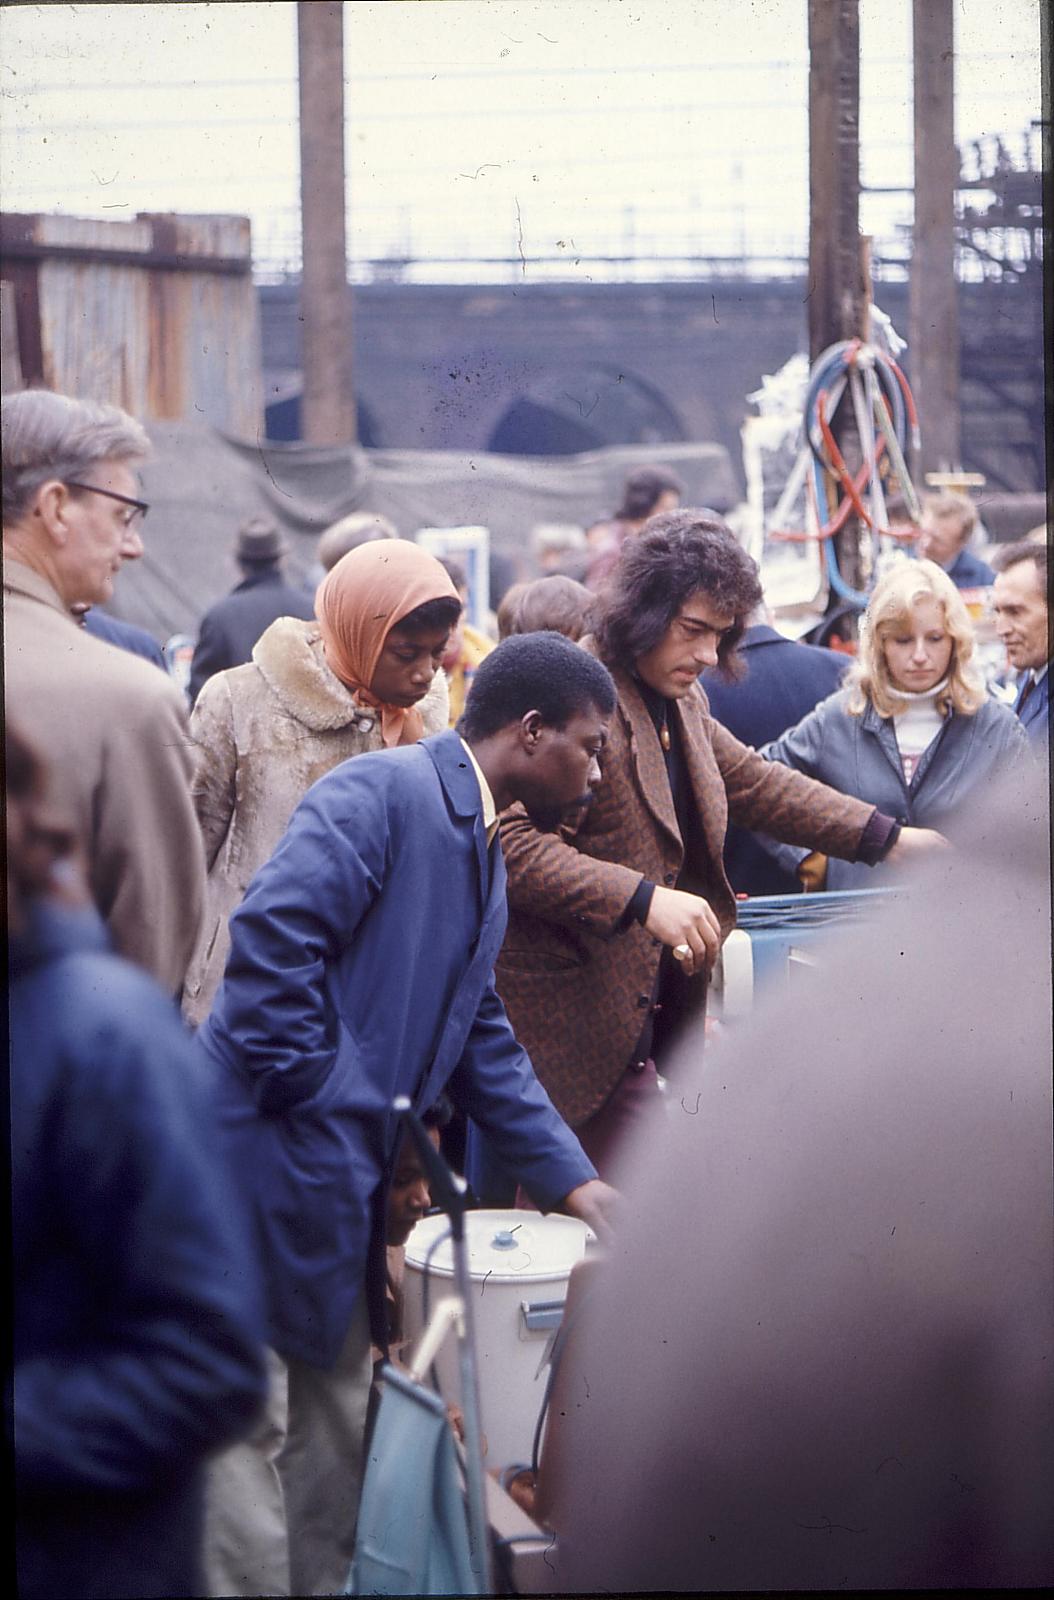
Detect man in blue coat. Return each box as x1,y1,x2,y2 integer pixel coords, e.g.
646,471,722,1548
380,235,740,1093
198,631,619,1598
701,604,849,894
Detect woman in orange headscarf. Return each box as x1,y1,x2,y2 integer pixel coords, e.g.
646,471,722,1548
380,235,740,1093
183,539,460,1025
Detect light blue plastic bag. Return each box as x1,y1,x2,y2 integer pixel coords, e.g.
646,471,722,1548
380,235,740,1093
346,1363,481,1596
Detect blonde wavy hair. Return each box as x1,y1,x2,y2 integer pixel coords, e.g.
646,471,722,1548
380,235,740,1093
846,558,985,718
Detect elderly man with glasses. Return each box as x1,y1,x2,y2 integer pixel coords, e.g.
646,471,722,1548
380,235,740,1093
2,388,205,994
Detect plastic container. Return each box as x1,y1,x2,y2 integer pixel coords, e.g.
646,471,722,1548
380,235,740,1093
713,887,904,1019
402,1208,590,1471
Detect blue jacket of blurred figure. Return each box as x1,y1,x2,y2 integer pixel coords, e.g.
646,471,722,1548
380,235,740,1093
198,729,593,1369
11,899,266,1600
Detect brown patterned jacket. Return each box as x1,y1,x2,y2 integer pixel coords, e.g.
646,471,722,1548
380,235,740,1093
495,653,876,1127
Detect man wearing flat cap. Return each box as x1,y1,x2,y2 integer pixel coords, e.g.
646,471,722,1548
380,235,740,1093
188,517,316,705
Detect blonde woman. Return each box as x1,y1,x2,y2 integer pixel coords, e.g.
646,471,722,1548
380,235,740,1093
757,559,1028,890
182,540,459,1024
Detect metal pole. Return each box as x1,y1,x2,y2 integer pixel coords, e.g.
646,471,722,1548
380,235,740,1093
808,0,868,609
297,0,356,444
910,0,960,477
449,1223,496,1596
395,1100,493,1594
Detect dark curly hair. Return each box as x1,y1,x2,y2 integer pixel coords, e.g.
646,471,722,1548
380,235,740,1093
593,510,762,678
459,630,615,740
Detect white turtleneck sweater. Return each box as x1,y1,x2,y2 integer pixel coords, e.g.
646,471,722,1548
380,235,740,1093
891,677,949,783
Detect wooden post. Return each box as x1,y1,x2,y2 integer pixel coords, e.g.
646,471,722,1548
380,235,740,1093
910,0,960,476
298,0,356,444
808,0,868,607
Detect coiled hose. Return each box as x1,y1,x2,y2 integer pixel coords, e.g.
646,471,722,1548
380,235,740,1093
771,339,922,609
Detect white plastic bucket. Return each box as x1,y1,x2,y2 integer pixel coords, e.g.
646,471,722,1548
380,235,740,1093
402,1208,589,1471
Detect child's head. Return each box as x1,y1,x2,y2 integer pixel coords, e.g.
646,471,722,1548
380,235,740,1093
386,1095,453,1246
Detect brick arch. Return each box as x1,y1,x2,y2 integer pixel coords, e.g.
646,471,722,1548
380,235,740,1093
485,364,687,456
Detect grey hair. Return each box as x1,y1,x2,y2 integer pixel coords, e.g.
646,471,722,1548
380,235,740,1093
1,389,150,524
316,511,398,572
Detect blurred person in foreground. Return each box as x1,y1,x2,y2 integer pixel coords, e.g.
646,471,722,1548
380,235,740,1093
914,488,995,589
493,513,946,1181
188,516,316,705
198,632,619,1597
1,388,205,994
584,463,684,590
756,559,1029,891
498,572,595,642
7,725,266,1600
991,538,1049,748
539,762,1053,1593
702,597,849,895
182,539,456,1026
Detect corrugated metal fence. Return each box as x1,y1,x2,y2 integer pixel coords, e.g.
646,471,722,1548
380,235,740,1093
0,211,262,437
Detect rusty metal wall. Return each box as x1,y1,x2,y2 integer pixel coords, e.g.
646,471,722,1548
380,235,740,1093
0,212,262,436
1,279,24,390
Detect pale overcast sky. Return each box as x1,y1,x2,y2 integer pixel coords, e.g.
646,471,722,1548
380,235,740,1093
0,0,1043,281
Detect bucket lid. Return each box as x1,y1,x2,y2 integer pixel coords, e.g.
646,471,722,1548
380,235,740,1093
403,1208,589,1282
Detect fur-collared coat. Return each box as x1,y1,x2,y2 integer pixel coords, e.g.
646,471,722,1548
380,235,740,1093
182,616,449,1025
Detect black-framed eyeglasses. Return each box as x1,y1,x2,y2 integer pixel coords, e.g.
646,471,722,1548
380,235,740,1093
64,480,150,525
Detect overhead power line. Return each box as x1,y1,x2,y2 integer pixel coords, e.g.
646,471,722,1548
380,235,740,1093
5,49,1031,95
3,87,1033,139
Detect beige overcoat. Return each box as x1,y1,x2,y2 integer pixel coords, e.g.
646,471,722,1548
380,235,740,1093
182,615,449,1025
3,560,205,993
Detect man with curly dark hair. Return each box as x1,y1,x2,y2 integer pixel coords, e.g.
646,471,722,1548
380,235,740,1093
492,511,945,1178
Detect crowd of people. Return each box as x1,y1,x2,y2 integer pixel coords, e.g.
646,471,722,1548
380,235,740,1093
4,386,1049,1598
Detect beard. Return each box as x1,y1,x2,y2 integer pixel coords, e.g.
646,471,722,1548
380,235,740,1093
525,791,595,833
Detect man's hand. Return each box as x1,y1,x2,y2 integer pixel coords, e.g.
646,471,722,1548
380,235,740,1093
885,825,951,867
561,1178,619,1243
644,885,722,977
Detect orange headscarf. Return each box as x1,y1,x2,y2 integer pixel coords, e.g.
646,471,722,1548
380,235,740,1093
315,540,460,747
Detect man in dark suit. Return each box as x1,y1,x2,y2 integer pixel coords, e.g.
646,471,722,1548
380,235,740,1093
992,538,1049,748
188,518,315,705
701,604,849,894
